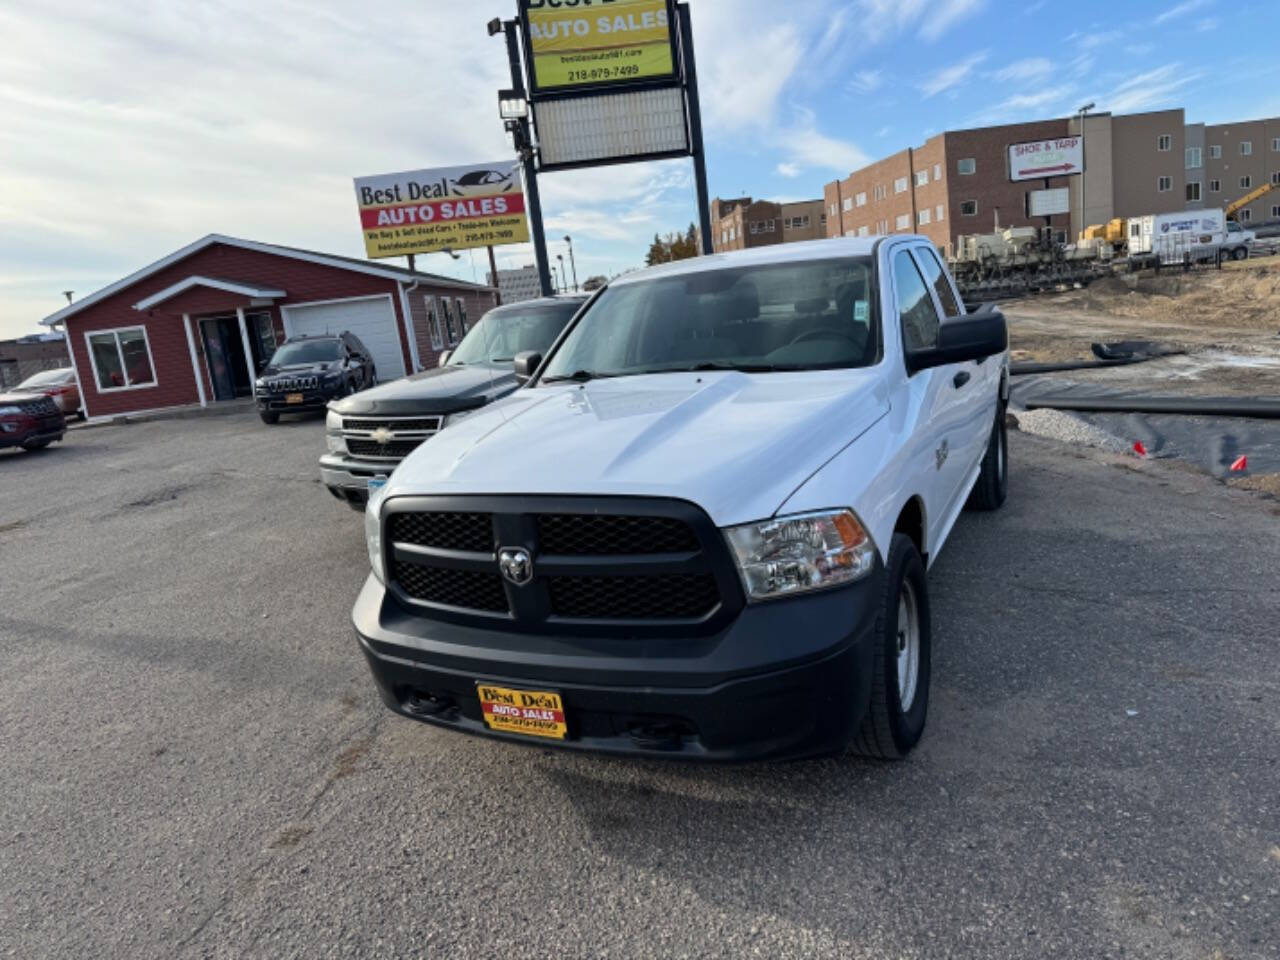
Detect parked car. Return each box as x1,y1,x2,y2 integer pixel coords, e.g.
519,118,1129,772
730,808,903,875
0,392,66,453
321,295,587,508
353,237,1009,761
12,368,81,418
255,332,376,424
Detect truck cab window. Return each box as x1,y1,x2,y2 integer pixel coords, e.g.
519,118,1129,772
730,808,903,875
893,250,941,352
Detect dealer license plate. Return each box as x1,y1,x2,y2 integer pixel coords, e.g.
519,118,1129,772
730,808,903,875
286,393,304,404
477,684,567,740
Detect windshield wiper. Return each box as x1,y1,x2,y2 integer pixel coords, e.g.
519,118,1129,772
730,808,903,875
541,369,618,384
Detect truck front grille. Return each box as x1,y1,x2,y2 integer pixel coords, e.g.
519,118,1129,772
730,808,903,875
340,414,441,464
347,438,426,459
381,498,741,635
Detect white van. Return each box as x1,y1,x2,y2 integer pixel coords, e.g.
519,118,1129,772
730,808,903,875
1127,208,1254,264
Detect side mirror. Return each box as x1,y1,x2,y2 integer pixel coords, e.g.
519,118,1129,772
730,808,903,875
905,305,1007,374
513,351,543,384
438,350,452,368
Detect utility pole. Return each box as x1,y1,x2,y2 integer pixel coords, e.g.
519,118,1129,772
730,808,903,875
1076,102,1094,242
563,235,579,291
487,245,501,306
500,19,553,297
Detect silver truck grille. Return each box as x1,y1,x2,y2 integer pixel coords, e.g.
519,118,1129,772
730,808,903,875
341,415,442,461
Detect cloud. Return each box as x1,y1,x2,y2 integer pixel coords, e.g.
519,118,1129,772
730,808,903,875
1024,0,1046,12
853,0,985,43
969,87,1075,126
920,0,987,41
919,52,988,97
776,162,801,178
1196,17,1219,32
1076,30,1123,50
1155,0,1209,24
812,5,850,60
876,126,891,138
1091,63,1201,113
773,106,870,175
991,58,1052,83
848,69,883,94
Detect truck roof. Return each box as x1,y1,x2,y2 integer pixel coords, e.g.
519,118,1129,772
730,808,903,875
612,236,899,287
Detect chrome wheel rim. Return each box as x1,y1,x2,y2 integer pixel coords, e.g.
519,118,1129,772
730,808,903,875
896,580,921,711
997,423,1006,485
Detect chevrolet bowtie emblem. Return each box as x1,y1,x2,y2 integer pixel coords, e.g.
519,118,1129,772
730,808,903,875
371,427,394,445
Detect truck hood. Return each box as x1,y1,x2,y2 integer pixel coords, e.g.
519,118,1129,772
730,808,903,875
330,363,516,417
380,369,890,527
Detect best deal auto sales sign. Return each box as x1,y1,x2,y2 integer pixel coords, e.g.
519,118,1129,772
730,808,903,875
353,161,531,259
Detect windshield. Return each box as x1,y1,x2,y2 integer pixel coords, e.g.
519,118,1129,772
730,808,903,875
17,368,72,388
540,257,878,382
269,339,341,365
449,302,581,365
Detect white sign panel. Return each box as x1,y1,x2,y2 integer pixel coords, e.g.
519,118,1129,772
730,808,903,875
535,86,689,168
1027,187,1070,217
1008,136,1083,182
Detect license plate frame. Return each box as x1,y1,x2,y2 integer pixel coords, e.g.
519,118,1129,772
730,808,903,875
285,393,304,405
476,684,567,740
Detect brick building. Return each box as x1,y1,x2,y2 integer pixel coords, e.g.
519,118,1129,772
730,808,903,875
1182,116,1280,223
0,334,69,389
38,234,496,421
712,197,826,253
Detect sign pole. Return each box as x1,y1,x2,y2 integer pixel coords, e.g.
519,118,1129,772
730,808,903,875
678,3,714,256
504,19,553,297
487,245,502,305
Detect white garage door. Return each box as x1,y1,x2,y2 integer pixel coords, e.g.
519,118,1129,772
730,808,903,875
283,295,406,380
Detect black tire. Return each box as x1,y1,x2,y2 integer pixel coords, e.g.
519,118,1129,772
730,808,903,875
966,403,1008,511
852,533,932,760
368,367,377,387
1232,246,1248,261
22,439,52,451
259,412,279,425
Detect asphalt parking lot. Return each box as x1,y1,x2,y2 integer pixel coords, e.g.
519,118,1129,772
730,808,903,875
2,413,1278,959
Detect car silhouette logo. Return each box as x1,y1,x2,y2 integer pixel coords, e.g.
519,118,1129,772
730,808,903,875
451,169,514,196
499,547,534,586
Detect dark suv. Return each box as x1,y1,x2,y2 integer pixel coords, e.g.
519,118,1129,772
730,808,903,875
0,392,66,453
321,296,586,508
256,332,376,424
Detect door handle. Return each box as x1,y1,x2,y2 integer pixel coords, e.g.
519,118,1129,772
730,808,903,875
953,371,971,389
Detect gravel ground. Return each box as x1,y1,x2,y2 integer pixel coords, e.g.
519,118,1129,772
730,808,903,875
2,413,1278,959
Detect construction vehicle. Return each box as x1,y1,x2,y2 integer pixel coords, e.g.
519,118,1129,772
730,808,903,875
1225,181,1275,220
948,225,1114,299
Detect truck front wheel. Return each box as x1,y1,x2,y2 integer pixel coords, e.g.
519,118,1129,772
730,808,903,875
1232,246,1248,261
851,533,932,760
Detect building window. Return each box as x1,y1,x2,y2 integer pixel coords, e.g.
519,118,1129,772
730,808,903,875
960,200,978,216
842,197,853,212
1240,175,1252,189
1209,144,1221,159
767,219,776,232
85,326,156,392
1273,137,1280,151
855,191,867,207
440,298,459,346
957,158,976,175
894,176,908,194
1186,182,1201,202
424,297,443,350
455,299,468,335
729,227,735,240
874,184,887,201
749,221,759,234
1157,134,1171,151
917,208,931,225
1157,176,1172,192
936,204,945,221
1240,209,1252,222
933,163,941,181
820,213,827,226
1273,205,1280,218
721,230,727,244
1240,141,1252,156
1272,172,1280,185
1209,179,1221,192
1185,147,1202,169
878,219,889,234
915,170,928,187
895,213,910,230
858,225,869,237
829,203,837,217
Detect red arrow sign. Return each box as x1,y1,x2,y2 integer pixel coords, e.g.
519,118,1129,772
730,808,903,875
1021,162,1076,175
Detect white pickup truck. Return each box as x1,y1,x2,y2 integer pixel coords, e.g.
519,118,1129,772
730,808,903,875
354,236,1009,761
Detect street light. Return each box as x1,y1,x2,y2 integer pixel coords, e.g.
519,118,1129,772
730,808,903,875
556,253,567,293
550,262,562,293
1076,102,1095,242
498,88,529,121
563,235,579,291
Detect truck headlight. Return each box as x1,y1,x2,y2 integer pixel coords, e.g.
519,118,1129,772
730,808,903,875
365,498,386,584
325,409,343,432
724,509,876,602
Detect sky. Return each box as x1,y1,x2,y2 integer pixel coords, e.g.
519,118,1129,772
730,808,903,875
2,0,1278,339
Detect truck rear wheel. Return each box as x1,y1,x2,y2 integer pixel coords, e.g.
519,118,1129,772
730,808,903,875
851,533,932,760
1232,246,1248,261
966,404,1008,511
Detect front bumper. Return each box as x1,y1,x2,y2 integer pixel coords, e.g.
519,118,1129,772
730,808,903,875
353,568,880,761
320,453,399,507
0,415,65,449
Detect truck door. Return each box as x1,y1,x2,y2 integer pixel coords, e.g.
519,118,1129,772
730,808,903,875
912,246,993,481
890,247,972,552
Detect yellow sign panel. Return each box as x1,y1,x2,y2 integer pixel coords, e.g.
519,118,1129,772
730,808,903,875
352,161,530,260
525,0,675,91
477,685,568,740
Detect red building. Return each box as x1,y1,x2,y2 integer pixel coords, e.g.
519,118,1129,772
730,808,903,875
40,234,497,420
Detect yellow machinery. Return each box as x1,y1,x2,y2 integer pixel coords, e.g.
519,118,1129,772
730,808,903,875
1225,182,1275,219
1080,218,1128,245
